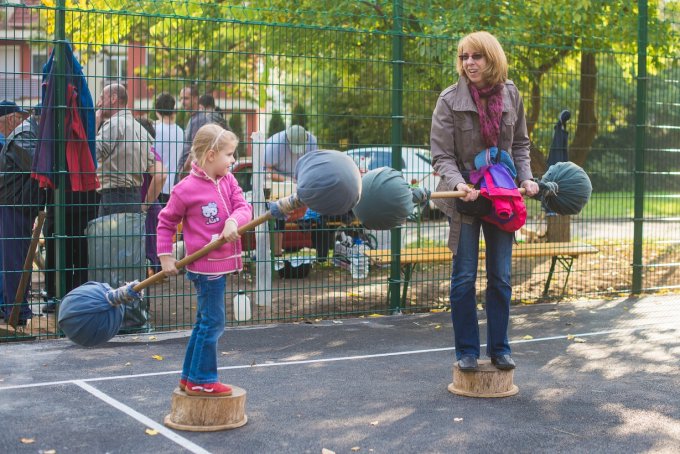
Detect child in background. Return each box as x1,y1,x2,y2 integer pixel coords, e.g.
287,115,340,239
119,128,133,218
157,124,252,396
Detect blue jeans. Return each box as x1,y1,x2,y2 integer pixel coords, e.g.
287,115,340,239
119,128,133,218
450,218,513,360
182,272,227,384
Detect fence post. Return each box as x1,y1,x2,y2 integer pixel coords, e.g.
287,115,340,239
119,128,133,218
389,0,404,313
54,0,68,300
632,0,648,294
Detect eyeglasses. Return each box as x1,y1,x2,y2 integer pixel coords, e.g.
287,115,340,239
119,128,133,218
458,53,484,61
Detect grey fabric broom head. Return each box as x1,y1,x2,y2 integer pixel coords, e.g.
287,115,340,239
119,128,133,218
295,150,362,215
58,282,125,347
536,161,592,215
353,167,414,230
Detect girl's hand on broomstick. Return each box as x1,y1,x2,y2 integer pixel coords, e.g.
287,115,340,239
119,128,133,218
160,255,179,276
219,219,240,243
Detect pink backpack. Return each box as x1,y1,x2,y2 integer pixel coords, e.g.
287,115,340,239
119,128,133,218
476,163,527,232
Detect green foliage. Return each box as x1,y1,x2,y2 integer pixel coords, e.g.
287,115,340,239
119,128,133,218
44,0,680,163
268,110,286,138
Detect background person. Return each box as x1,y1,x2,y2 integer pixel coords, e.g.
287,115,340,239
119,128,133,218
154,93,184,206
157,124,252,397
197,94,228,129
175,87,231,184
0,100,30,318
137,118,167,274
0,106,44,324
430,31,539,372
95,84,161,217
0,101,29,152
263,125,321,257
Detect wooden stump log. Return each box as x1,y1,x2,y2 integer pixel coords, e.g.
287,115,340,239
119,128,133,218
164,385,247,431
448,360,518,398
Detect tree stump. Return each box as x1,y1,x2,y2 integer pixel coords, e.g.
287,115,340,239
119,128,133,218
164,386,247,431
448,360,518,398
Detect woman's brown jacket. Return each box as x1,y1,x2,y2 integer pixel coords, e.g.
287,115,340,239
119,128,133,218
430,77,533,253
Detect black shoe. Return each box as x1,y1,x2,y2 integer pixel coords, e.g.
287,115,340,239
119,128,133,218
491,354,516,370
457,355,479,372
42,301,58,314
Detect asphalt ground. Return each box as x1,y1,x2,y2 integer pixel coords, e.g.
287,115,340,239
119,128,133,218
0,294,678,454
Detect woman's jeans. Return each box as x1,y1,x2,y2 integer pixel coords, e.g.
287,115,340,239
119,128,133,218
450,218,514,360
182,272,227,384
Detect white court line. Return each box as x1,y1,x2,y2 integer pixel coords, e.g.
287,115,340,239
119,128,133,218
74,380,211,454
1,322,677,392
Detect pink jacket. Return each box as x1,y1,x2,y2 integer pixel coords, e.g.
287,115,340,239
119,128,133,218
157,162,253,274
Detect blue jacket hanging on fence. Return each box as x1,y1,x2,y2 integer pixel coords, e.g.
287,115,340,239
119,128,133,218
31,41,99,192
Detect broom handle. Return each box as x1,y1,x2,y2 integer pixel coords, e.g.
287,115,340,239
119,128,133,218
133,211,274,292
9,211,47,328
430,187,526,199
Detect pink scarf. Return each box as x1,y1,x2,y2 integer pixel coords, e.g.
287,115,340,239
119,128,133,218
468,81,504,148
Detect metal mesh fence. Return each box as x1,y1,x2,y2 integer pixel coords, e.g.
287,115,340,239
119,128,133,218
1,0,678,340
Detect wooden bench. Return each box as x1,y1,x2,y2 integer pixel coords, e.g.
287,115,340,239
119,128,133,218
365,242,599,306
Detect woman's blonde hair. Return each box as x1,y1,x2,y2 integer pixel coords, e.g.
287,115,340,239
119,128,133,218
456,31,508,86
191,124,239,167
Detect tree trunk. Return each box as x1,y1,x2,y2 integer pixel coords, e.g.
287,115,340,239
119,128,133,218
527,79,541,137
547,215,571,242
569,52,598,167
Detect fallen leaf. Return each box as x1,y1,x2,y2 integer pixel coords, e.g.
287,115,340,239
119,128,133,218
368,314,383,318
221,351,229,356
322,449,336,454
573,337,587,343
145,428,159,436
148,336,157,340
151,355,163,361
434,324,442,330
522,335,533,340
43,450,56,454
125,362,132,366
454,417,464,422
332,320,343,324
20,438,35,444
476,304,484,311
430,308,446,313
370,420,379,426
566,334,575,340
351,448,360,452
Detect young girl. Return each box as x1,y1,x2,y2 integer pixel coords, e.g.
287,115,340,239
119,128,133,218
157,124,252,397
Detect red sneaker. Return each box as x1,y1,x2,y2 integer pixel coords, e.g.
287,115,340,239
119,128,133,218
185,381,233,397
179,378,187,391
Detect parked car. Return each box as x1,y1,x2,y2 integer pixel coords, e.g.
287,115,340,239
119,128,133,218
346,146,442,218
231,158,311,251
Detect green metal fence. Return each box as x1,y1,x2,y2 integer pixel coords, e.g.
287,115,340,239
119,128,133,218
1,0,678,341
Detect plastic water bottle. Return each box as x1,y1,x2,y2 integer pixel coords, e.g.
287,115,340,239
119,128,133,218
350,239,369,279
233,291,252,321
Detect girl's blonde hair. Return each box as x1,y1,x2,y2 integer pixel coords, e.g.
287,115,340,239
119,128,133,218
191,124,239,167
456,31,508,86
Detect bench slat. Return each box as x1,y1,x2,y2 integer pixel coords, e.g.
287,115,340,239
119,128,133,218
365,242,598,265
